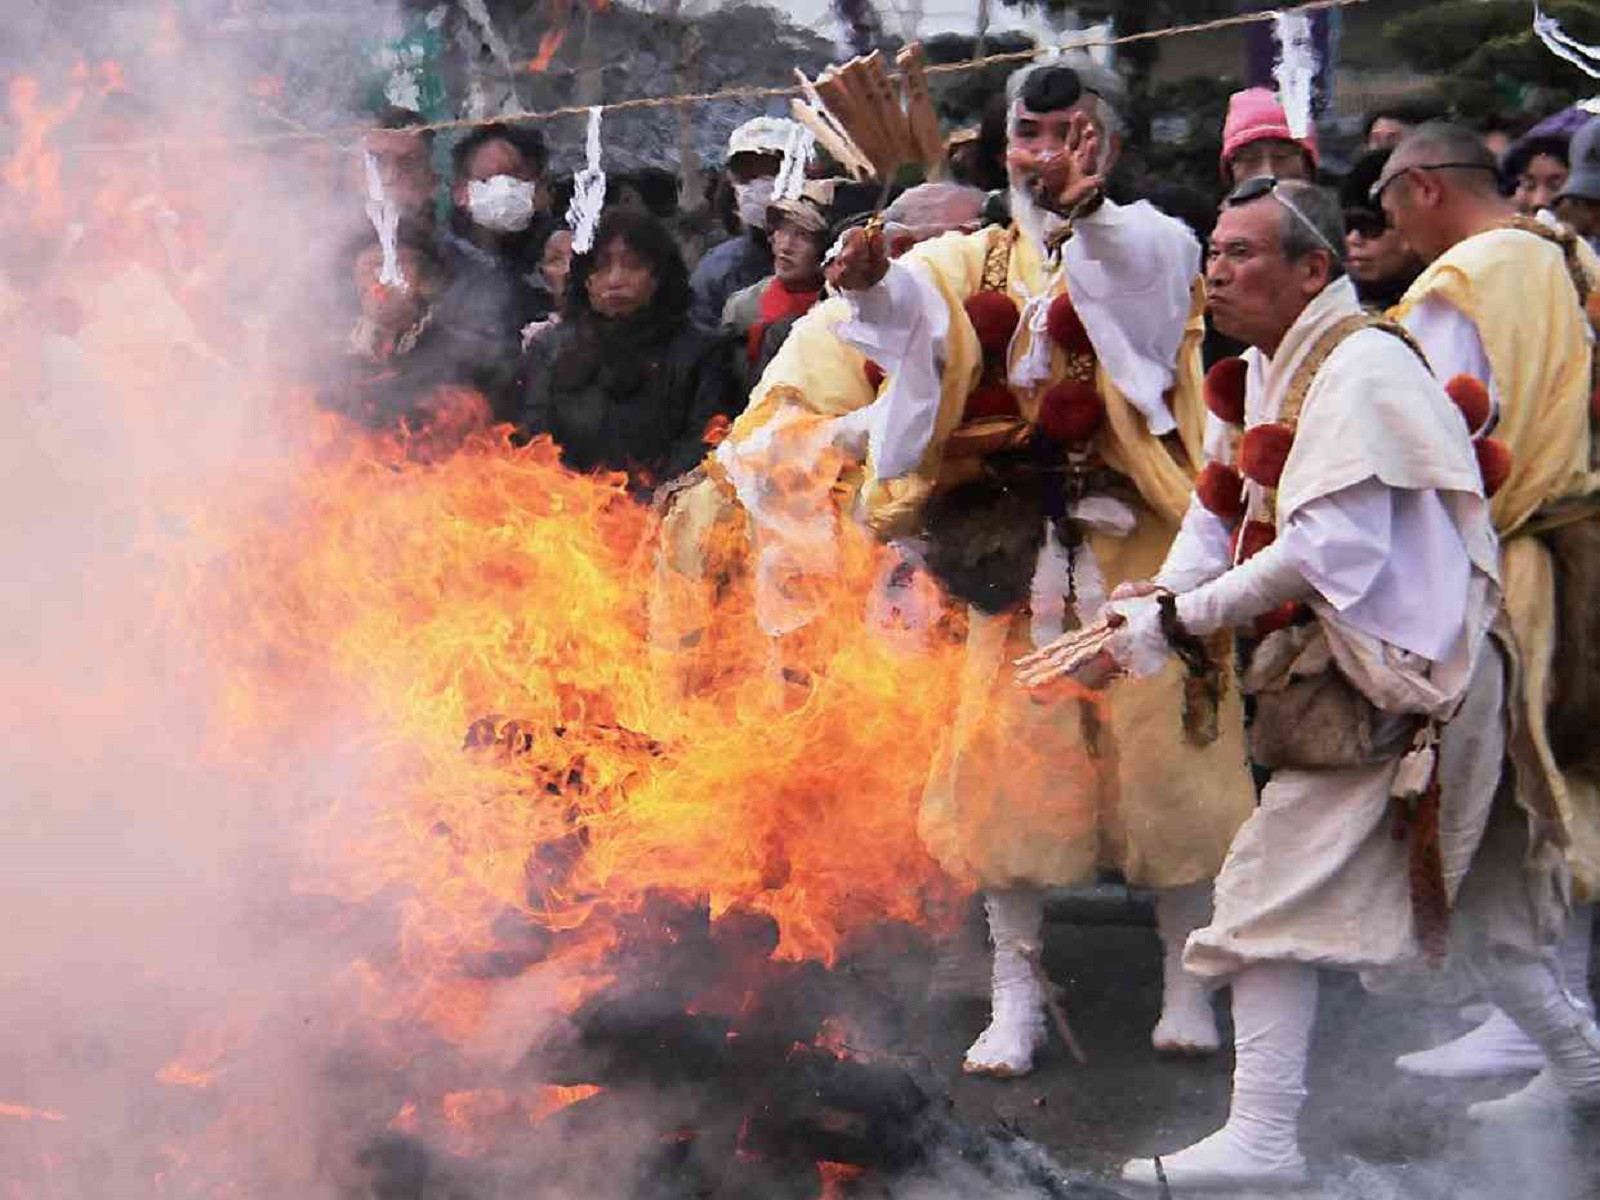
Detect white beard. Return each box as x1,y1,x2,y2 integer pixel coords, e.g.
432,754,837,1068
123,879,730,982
1007,181,1066,253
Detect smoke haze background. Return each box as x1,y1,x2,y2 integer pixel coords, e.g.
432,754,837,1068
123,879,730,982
1,5,1596,1200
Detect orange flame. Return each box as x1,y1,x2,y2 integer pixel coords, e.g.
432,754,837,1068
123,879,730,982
182,416,967,1041
528,1083,603,1122
526,28,567,73
3,75,83,232
816,1161,865,1199
0,1105,65,1124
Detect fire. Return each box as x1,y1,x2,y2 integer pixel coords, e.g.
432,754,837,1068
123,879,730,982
183,414,967,1040
528,1083,603,1122
816,1161,865,1199
3,40,976,1196
0,1105,65,1124
3,74,83,232
526,28,567,73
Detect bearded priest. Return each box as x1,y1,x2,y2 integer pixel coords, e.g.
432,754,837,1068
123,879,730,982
800,57,1258,1077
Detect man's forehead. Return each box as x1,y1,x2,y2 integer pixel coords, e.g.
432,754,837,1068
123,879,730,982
1014,101,1088,122
1211,201,1275,241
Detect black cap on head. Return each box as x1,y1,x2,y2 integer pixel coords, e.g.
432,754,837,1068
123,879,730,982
1018,65,1083,114
1340,148,1392,215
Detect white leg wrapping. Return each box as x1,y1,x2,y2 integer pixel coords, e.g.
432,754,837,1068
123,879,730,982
1467,959,1600,1122
962,888,1048,1078
1561,902,1595,1014
1123,961,1314,1190
1397,905,1596,1080
1152,882,1222,1055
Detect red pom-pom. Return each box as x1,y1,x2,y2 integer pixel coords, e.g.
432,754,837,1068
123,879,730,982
1195,461,1246,523
1254,601,1307,637
1046,293,1093,355
1444,374,1492,436
1238,422,1296,487
1475,437,1512,498
864,360,885,391
1036,380,1105,445
1231,518,1276,563
1203,357,1248,426
964,291,1021,358
965,380,1021,421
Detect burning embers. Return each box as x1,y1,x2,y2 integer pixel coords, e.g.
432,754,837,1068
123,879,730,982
346,887,1121,1200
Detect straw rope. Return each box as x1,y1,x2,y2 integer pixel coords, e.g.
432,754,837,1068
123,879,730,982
65,0,1367,153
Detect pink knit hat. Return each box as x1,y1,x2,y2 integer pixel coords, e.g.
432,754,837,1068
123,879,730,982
1220,87,1319,174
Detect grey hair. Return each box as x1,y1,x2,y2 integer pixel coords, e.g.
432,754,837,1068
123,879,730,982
1392,121,1501,194
1005,53,1126,139
1272,180,1347,280
883,181,987,231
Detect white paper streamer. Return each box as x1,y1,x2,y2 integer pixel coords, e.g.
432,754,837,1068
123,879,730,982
773,121,814,202
1272,10,1317,142
362,150,406,288
1534,2,1600,78
566,106,607,255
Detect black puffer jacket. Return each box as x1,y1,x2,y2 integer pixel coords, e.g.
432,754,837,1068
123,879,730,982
517,312,736,490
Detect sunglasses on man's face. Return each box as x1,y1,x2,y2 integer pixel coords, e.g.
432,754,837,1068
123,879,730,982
1343,208,1388,239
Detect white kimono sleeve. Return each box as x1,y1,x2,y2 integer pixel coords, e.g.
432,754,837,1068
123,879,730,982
833,260,950,480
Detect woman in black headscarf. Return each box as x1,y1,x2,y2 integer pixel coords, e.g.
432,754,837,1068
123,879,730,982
517,209,736,492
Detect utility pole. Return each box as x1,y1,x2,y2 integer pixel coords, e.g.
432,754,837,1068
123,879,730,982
662,0,704,216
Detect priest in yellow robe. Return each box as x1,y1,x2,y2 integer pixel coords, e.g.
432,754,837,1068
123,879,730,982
708,58,1256,1077
1375,122,1600,1103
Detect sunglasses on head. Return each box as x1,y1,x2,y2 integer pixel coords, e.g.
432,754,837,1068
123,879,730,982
1223,175,1341,256
1367,162,1499,204
1343,208,1388,238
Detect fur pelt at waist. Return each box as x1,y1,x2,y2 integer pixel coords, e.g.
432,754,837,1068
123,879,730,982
920,473,1047,614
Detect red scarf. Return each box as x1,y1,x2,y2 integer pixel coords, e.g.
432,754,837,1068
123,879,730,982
747,277,820,364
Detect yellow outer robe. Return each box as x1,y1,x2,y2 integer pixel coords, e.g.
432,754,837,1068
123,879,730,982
1392,226,1600,897
692,224,1254,890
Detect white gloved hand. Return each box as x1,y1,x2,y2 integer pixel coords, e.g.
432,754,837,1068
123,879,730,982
1103,593,1171,680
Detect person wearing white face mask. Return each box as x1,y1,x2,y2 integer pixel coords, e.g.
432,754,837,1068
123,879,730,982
688,116,798,329
445,122,555,323
438,122,558,418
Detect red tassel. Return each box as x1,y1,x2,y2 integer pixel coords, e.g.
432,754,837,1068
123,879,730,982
965,380,1021,421
1231,518,1276,563
1036,380,1105,445
1238,422,1296,487
1475,437,1512,498
1046,293,1094,355
1443,374,1492,436
1253,601,1306,637
1195,461,1246,523
1203,357,1248,426
964,291,1021,358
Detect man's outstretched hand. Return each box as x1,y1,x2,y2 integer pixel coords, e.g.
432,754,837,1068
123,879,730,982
824,222,890,293
1008,111,1105,216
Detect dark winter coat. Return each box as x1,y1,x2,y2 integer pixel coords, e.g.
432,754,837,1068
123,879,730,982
688,229,771,330
517,312,737,490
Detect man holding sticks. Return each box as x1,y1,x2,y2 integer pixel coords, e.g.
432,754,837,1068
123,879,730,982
724,55,1258,1077
1018,176,1600,1190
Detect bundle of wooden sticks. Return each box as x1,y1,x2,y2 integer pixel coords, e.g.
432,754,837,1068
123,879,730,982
790,44,945,182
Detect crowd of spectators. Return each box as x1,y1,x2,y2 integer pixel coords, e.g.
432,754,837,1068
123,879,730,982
317,87,1600,488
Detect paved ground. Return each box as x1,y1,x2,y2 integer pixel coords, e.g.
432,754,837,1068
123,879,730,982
921,899,1600,1200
